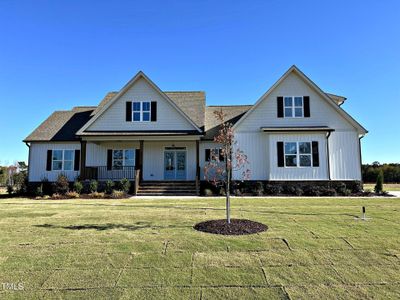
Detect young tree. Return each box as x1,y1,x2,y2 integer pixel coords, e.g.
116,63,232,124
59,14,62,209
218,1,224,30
374,170,384,194
204,110,250,223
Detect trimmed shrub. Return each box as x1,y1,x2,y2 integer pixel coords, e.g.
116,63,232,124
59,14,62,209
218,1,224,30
89,180,98,193
35,185,44,197
73,181,83,194
333,182,347,195
66,191,80,198
203,188,214,196
304,185,322,196
6,185,13,195
375,170,384,194
254,181,264,196
88,191,105,199
51,193,65,200
265,184,282,195
294,187,304,196
118,178,131,194
105,180,114,194
53,174,69,195
40,178,53,196
110,190,126,199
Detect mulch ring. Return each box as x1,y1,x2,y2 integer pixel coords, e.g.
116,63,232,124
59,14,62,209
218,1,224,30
193,219,268,235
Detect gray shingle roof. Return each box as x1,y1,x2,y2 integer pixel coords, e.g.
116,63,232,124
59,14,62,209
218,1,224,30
24,108,94,142
203,105,252,140
164,91,205,129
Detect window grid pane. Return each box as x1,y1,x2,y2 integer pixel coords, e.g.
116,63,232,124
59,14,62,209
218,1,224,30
142,112,150,121
53,150,63,161
285,142,297,154
300,155,312,167
142,102,150,111
133,102,140,111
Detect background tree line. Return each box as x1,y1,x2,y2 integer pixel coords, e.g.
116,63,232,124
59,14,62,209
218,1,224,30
362,162,400,183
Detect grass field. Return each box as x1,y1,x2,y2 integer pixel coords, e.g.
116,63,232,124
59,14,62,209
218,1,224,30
363,183,400,191
0,197,399,299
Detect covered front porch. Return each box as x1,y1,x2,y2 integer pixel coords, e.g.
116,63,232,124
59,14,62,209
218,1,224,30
79,135,201,183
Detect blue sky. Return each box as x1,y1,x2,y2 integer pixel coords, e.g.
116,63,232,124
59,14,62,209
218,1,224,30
0,0,399,165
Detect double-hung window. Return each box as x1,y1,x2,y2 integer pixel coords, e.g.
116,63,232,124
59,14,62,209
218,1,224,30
112,149,135,170
205,148,225,162
52,150,74,171
284,96,303,118
132,101,151,122
284,142,312,167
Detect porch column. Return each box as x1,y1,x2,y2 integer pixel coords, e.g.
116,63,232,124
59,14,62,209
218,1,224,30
139,140,144,181
196,140,200,179
80,140,87,179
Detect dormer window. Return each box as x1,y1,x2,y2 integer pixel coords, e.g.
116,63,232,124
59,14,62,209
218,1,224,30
132,101,151,122
284,96,303,118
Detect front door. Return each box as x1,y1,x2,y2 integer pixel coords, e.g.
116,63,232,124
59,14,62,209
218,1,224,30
164,148,186,180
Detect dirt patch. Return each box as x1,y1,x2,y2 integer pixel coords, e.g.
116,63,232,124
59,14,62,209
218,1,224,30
194,219,268,235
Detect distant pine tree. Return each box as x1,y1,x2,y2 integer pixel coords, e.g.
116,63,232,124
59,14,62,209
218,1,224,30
374,170,384,194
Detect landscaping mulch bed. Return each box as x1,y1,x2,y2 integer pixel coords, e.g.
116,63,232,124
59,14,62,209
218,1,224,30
194,219,268,235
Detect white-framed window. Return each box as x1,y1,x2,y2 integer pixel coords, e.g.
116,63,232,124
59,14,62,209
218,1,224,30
284,142,312,167
206,148,225,162
112,149,135,170
284,96,303,118
52,150,74,171
132,101,151,122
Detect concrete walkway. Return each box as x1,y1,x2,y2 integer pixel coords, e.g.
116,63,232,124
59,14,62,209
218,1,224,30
388,191,400,198
132,193,400,199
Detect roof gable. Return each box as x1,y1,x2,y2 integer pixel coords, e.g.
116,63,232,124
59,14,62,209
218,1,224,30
77,71,202,134
233,65,367,134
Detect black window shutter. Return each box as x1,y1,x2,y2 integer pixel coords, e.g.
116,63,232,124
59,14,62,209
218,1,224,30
277,97,284,118
205,149,210,161
312,141,319,167
107,149,113,170
46,150,52,171
126,102,132,122
135,149,140,169
277,142,284,167
74,150,80,171
304,96,310,117
151,101,157,122
219,149,224,162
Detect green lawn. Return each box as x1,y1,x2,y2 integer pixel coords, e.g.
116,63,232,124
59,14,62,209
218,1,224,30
364,183,400,191
0,197,399,299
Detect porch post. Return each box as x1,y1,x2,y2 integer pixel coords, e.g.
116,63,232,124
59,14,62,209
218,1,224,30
195,140,200,195
80,140,87,179
139,140,144,181
196,140,200,178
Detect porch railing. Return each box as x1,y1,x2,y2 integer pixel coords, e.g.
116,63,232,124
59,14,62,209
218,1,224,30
82,166,136,181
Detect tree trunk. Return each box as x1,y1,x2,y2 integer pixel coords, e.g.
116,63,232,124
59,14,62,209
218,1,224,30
226,163,231,224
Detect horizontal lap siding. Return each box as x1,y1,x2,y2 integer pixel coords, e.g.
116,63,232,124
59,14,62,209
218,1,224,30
87,78,196,131
142,141,196,181
269,133,328,180
29,142,80,182
329,131,361,180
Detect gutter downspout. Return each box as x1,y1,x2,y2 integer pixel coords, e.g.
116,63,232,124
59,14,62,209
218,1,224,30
24,142,31,182
326,132,331,180
358,135,365,183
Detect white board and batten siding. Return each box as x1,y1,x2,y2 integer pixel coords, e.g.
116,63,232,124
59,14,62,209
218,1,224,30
87,78,196,131
28,142,80,182
86,141,140,167
329,131,361,180
234,71,362,181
